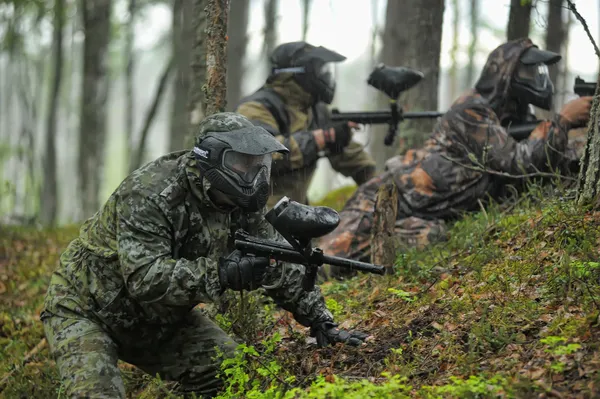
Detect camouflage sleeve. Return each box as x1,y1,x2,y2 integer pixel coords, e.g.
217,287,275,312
245,209,334,327
454,104,571,175
328,140,377,185
236,101,320,172
116,191,222,306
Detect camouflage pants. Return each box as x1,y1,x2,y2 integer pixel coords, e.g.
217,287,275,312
42,308,238,398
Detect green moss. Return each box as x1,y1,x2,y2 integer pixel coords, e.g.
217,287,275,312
311,185,357,211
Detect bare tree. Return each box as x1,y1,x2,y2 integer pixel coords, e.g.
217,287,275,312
576,71,600,205
377,0,445,163
545,0,565,88
78,0,112,218
170,0,194,151
226,0,249,111
465,0,479,88
448,0,460,103
41,0,65,226
187,0,209,144
301,0,312,41
124,0,136,155
204,0,230,116
506,0,533,40
264,0,278,57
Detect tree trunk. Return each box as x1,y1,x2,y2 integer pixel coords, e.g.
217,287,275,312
448,0,460,103
78,0,112,219
203,0,230,116
465,0,479,88
40,0,64,226
371,183,399,274
226,0,249,111
129,57,175,172
506,0,532,41
379,0,445,156
124,0,136,154
545,0,565,82
577,70,600,206
301,0,312,41
264,0,278,56
187,0,209,145
170,0,194,151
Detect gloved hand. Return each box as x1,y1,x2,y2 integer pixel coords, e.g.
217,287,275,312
322,122,354,154
218,250,270,292
310,320,369,348
560,96,593,128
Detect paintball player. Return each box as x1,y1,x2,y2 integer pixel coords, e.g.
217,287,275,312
40,113,368,398
319,38,593,271
236,41,376,208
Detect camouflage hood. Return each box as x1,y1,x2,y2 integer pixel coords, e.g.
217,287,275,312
265,74,314,111
474,38,534,116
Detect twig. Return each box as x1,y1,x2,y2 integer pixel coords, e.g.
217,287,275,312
566,0,600,58
0,338,47,392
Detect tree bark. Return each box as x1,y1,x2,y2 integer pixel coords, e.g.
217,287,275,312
203,0,230,116
577,70,600,206
545,0,565,90
170,0,194,151
187,0,209,145
130,57,175,172
378,0,445,157
465,0,479,88
41,0,64,226
301,0,312,41
225,0,249,111
124,0,136,154
371,183,399,274
78,0,112,219
506,0,532,41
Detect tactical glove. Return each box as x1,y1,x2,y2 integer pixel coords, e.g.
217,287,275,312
323,122,353,154
218,250,270,292
310,320,368,348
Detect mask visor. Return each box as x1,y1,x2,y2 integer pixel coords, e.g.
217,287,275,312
223,150,272,185
516,63,551,92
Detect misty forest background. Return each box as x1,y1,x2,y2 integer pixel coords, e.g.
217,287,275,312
0,0,599,227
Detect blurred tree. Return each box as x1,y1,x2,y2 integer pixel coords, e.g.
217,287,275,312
377,0,445,165
170,0,194,151
263,0,278,58
465,0,479,88
448,0,460,103
41,0,65,226
545,0,565,91
204,0,230,115
301,0,312,41
226,0,249,111
124,0,136,156
187,0,208,144
506,0,533,40
78,0,112,218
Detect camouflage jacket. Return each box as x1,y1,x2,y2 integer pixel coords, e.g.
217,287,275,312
42,151,332,332
236,75,375,206
319,39,574,260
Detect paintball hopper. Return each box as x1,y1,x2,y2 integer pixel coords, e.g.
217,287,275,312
266,197,340,242
367,64,425,99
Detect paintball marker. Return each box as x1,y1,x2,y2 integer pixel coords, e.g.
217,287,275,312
574,76,597,97
234,196,385,291
331,63,444,147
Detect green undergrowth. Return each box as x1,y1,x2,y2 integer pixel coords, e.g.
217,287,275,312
2,186,600,398
311,185,357,211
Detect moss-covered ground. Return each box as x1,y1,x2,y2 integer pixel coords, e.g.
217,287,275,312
2,186,600,398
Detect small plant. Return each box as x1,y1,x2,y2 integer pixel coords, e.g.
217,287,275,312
388,288,415,302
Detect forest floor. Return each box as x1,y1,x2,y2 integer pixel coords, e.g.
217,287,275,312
2,186,600,398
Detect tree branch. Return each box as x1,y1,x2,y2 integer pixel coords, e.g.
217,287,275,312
566,0,600,58
129,56,175,172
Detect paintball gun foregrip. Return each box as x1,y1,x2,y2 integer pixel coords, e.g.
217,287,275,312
574,77,597,97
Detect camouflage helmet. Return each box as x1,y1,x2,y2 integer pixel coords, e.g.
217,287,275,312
194,112,255,147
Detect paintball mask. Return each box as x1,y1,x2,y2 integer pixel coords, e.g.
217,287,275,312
511,46,562,110
194,126,289,212
270,41,346,104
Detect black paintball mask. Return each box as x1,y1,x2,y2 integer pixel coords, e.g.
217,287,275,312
194,127,289,212
510,46,562,110
270,41,346,104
